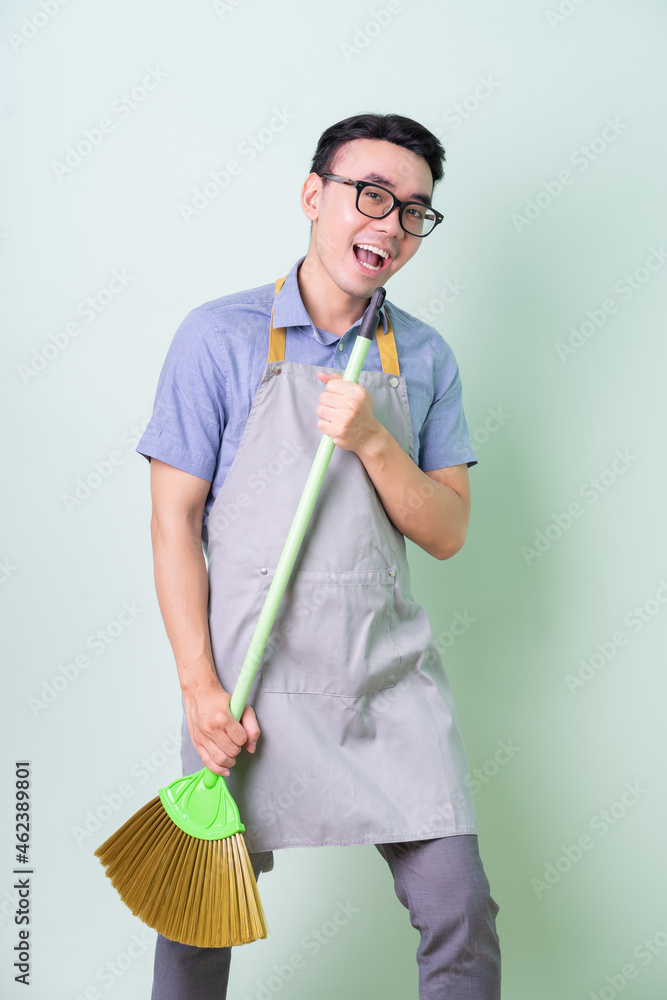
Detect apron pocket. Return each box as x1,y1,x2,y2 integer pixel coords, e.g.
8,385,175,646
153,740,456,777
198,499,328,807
261,568,403,698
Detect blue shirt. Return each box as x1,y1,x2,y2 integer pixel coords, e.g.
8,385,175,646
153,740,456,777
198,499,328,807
136,256,478,527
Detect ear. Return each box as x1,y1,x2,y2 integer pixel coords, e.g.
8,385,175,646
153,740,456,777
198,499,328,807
301,172,323,223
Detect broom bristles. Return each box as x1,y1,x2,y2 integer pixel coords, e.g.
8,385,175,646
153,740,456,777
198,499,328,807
95,797,267,948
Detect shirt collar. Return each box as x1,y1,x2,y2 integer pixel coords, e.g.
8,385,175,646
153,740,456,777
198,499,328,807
272,256,389,345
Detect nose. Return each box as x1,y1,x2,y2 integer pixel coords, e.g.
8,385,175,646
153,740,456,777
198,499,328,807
371,205,405,241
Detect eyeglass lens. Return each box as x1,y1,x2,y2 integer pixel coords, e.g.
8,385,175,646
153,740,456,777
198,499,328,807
358,185,437,236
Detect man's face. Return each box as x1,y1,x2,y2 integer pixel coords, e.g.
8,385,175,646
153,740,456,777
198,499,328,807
302,138,435,300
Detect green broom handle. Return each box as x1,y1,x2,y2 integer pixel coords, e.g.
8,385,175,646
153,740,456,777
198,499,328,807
228,287,386,720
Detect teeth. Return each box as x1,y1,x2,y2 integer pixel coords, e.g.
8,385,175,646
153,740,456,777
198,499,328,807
355,243,390,259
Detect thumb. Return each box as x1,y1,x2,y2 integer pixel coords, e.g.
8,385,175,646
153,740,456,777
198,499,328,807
317,371,343,383
241,704,260,751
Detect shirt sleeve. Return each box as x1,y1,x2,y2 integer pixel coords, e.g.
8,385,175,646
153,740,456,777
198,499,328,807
418,334,478,472
135,307,226,481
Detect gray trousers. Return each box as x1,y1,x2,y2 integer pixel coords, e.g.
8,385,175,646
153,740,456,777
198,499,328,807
152,834,501,999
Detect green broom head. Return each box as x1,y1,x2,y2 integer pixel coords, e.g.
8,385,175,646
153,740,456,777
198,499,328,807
95,767,267,948
159,766,245,838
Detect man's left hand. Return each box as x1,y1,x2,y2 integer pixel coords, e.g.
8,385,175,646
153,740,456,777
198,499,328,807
316,372,383,455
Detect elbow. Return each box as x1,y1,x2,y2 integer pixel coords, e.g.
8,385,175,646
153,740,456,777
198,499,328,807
151,511,185,550
433,529,468,561
150,509,200,551
434,503,470,560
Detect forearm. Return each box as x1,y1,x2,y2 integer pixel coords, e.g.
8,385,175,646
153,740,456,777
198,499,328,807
357,424,469,560
147,461,258,774
150,515,221,696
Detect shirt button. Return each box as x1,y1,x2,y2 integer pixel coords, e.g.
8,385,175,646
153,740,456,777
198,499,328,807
260,568,268,575
389,377,399,388
338,342,344,351
388,569,396,578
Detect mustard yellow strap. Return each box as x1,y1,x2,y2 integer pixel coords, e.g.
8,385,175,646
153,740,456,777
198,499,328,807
375,314,399,376
268,275,399,376
268,276,287,363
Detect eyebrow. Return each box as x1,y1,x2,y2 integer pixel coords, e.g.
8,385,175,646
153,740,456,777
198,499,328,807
360,172,432,206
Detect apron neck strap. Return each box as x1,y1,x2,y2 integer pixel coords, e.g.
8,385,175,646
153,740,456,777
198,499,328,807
268,275,400,376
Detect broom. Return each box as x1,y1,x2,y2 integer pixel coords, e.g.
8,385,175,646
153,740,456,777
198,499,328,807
95,286,388,948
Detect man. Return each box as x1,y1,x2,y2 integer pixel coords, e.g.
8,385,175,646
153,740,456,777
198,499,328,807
137,113,501,999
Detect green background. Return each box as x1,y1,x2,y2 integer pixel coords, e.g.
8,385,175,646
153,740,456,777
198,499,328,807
2,1,666,997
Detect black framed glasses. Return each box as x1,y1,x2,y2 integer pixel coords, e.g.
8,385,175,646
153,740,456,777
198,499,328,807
320,173,443,238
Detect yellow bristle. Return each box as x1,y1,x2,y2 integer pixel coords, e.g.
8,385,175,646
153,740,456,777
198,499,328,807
94,799,267,947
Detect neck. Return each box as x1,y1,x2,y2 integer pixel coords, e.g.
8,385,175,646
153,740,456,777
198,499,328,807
297,252,370,337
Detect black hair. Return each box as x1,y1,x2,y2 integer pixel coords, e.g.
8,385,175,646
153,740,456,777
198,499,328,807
309,113,445,191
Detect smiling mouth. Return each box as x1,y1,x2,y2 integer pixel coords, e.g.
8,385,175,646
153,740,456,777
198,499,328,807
353,243,392,273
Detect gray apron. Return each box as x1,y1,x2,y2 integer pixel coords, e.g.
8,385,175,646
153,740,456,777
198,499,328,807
181,276,478,856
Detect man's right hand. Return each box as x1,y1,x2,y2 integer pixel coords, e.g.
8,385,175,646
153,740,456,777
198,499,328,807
183,676,260,777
